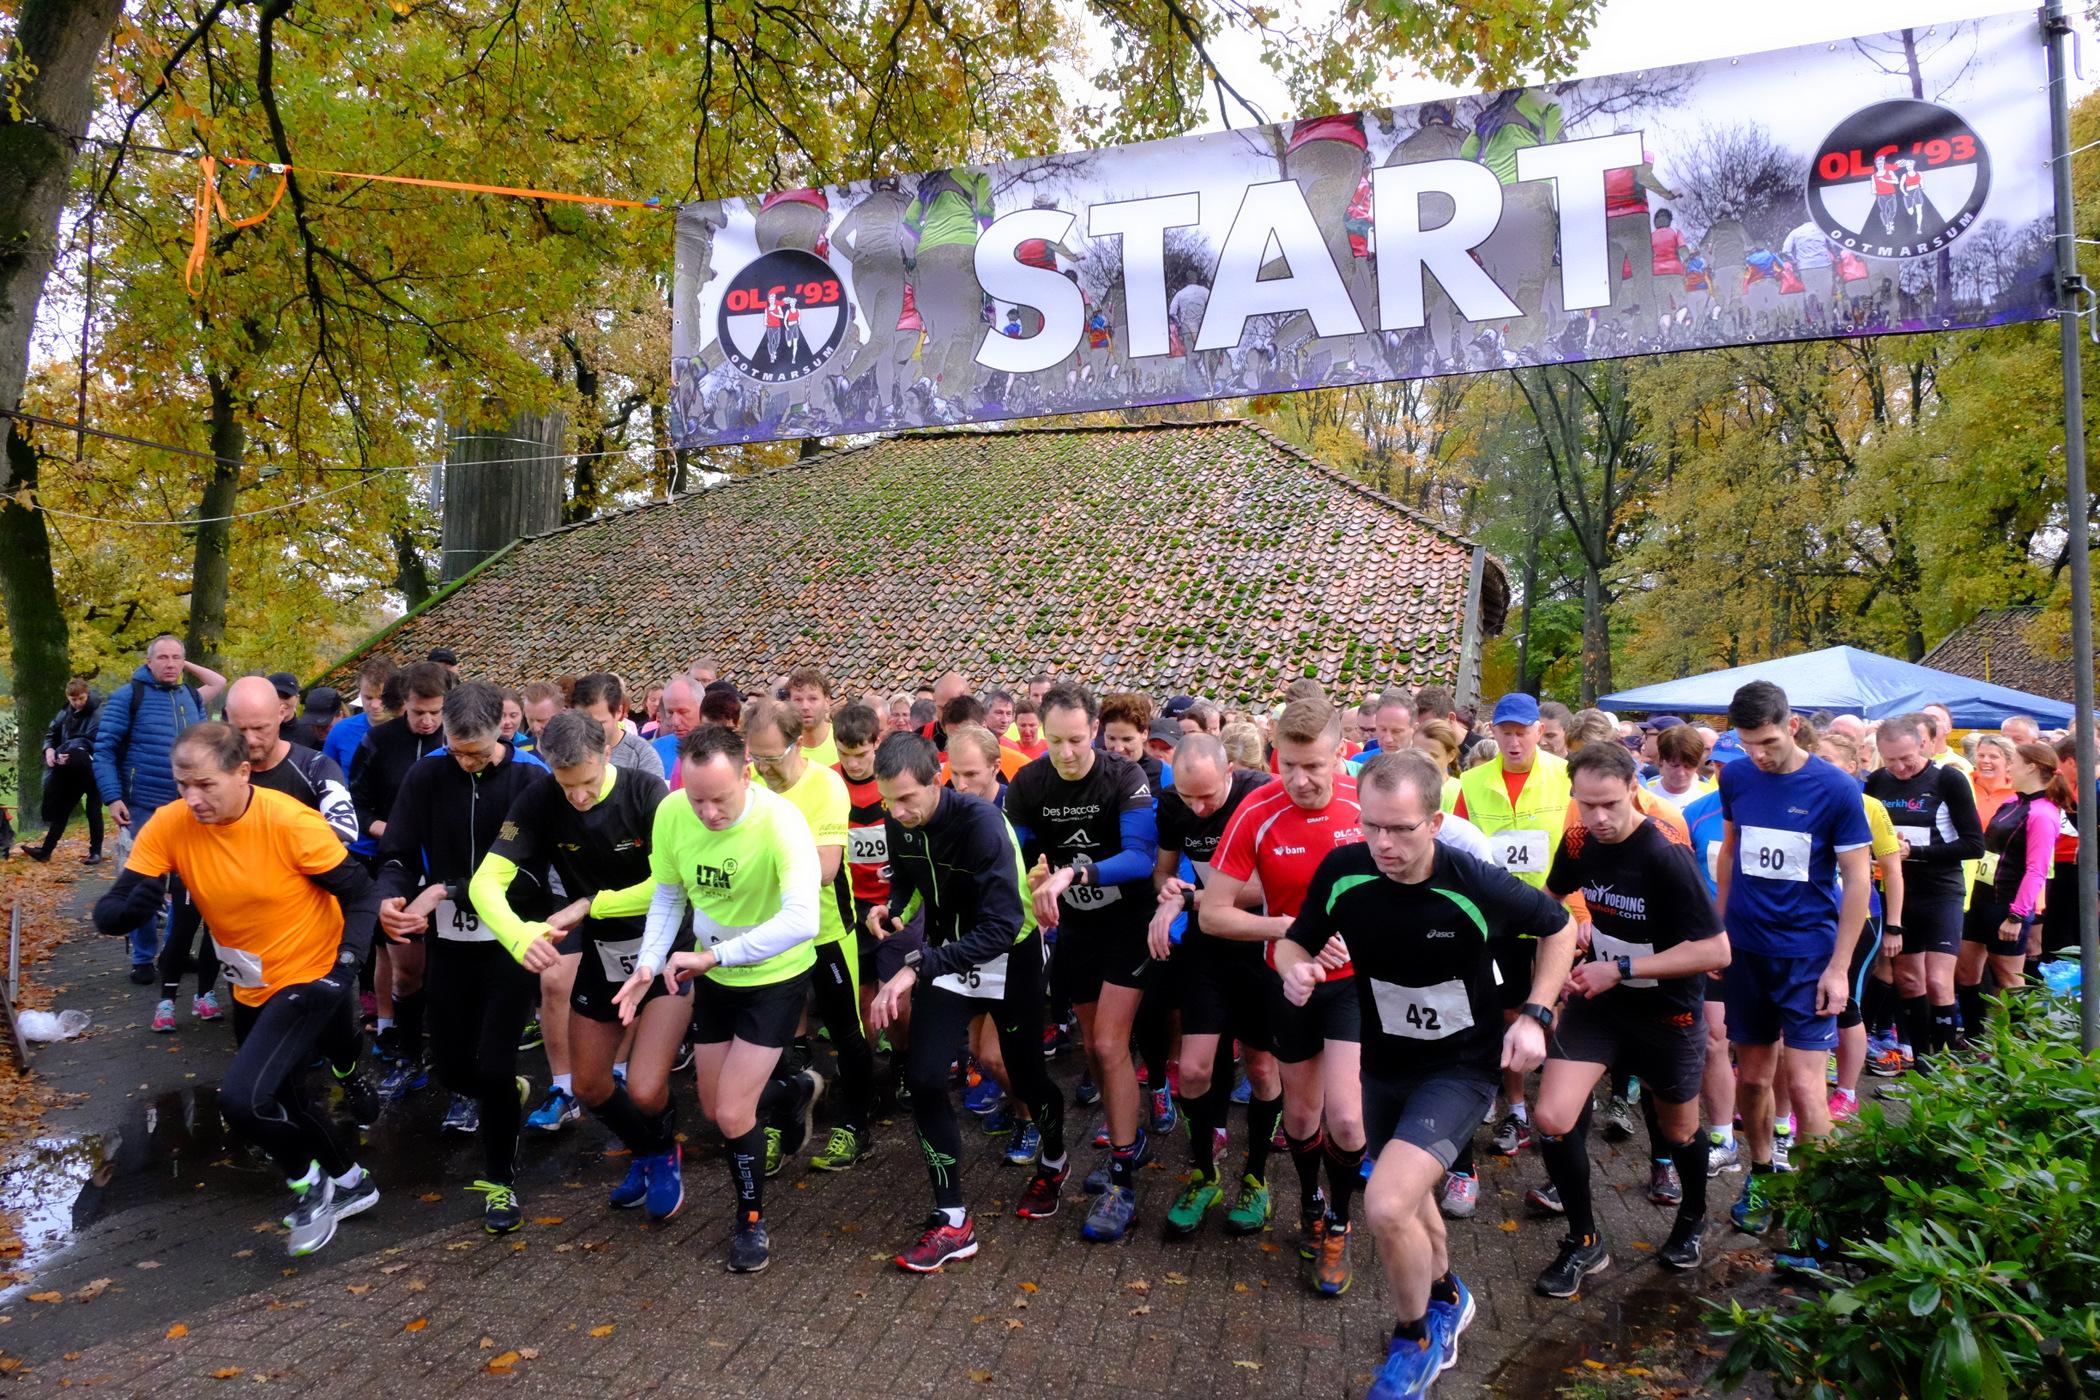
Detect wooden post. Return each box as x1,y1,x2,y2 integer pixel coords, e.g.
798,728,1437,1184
439,408,566,584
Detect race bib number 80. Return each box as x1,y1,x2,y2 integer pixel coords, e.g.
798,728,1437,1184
1739,825,1812,883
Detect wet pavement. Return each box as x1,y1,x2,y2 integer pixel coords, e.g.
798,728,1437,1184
0,865,1785,1396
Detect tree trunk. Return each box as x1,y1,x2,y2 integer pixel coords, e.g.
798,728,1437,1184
562,334,601,524
0,431,66,815
440,408,565,583
0,0,124,816
392,526,434,610
1580,561,1612,705
186,372,244,668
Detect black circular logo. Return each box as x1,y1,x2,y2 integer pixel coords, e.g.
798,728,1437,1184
1807,99,1990,258
715,249,849,383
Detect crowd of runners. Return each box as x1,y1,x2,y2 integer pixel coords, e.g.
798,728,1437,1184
37,633,2081,1400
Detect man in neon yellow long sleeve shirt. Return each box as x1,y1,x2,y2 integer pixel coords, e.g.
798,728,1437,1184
469,710,690,1222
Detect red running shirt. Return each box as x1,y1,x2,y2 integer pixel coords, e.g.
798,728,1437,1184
1212,776,1364,974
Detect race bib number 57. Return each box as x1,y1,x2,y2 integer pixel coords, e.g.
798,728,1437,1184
1739,825,1812,882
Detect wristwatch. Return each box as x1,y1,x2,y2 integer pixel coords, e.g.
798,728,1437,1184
902,947,923,974
1615,955,1634,981
1517,1001,1555,1031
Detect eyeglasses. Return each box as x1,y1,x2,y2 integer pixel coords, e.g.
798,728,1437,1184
747,748,793,765
1362,818,1434,840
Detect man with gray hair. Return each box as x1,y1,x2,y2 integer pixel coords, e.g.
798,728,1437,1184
2000,715,2040,746
652,676,704,780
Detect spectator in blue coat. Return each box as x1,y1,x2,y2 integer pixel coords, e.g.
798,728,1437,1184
92,634,228,981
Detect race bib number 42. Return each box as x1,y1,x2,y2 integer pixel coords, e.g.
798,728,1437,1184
1369,977,1474,1040
1739,825,1812,883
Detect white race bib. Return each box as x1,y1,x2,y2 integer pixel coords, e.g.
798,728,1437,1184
218,944,267,990
434,898,494,943
1977,851,2001,887
847,826,888,866
933,952,1010,1001
1704,841,1723,886
1492,830,1551,874
1061,878,1122,911
1589,930,1659,988
595,936,643,984
1739,825,1812,883
1370,977,1474,1040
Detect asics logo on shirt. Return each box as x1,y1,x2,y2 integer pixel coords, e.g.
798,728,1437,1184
1788,806,1811,817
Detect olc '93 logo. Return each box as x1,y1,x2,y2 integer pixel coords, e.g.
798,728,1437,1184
1807,99,1991,259
717,249,849,383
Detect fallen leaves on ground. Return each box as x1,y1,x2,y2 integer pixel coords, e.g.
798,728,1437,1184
403,1318,427,1333
26,1293,58,1304
74,1278,111,1301
486,1350,522,1373
588,1324,615,1338
345,1285,370,1296
531,1216,563,1226
967,1370,993,1384
210,1367,242,1380
1498,1219,1520,1233
1017,1281,1038,1293
1233,1360,1262,1370
1163,1271,1189,1285
165,1324,187,1339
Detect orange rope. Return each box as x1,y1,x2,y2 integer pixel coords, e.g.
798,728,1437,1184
185,155,665,296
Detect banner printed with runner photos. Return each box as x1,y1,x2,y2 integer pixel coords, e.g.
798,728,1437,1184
670,11,2053,450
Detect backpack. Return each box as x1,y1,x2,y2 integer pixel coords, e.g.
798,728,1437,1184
122,678,207,762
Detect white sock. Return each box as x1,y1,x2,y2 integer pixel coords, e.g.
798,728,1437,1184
1039,1152,1068,1173
333,1165,365,1189
939,1206,966,1228
1776,1114,1795,1137
553,1073,573,1094
614,1061,629,1079
1510,1101,1529,1123
289,1161,321,1190
1710,1125,1736,1147
375,1017,394,1032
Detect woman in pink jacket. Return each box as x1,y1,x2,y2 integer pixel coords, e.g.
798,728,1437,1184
1956,741,2070,1029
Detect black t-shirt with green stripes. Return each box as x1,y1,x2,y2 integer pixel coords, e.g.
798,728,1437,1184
1287,843,1567,1077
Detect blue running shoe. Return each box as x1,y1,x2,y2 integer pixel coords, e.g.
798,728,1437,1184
610,1157,648,1209
1230,1073,1252,1106
982,1107,1016,1136
1150,1087,1178,1135
1081,1184,1138,1242
1074,1073,1101,1108
1431,1272,1476,1356
963,1076,1003,1116
1367,1324,1447,1399
1005,1121,1042,1165
527,1086,581,1132
644,1145,684,1221
1732,1172,1775,1234
377,1061,426,1101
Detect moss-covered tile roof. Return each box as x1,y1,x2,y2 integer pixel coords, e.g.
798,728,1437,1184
325,418,1507,704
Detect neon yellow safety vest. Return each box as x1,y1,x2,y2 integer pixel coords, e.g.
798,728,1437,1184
1457,751,1573,889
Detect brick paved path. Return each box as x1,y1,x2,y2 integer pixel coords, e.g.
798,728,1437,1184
0,865,1777,1397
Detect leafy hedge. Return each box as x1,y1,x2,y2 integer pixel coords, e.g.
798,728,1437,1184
1712,994,2100,1399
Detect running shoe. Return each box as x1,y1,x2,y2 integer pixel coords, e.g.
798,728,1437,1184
1004,1121,1042,1166
763,1127,785,1179
1868,1044,1907,1078
1438,1170,1479,1220
1490,1110,1531,1156
962,1075,1003,1116
810,1126,872,1172
1313,1218,1353,1296
330,1166,380,1223
1150,1086,1178,1135
1164,1170,1223,1238
896,1214,978,1272
129,963,155,985
1602,1095,1637,1141
779,1068,823,1158
1772,1126,1794,1173
1731,1172,1774,1234
1827,1088,1859,1124
1367,1326,1446,1400
1041,1022,1070,1058
1093,1123,1111,1150
1223,1173,1273,1234
152,999,177,1034
1230,1073,1251,1106
1706,1130,1739,1175
1649,1160,1683,1206
334,1066,382,1130
1299,1197,1329,1261
1658,1218,1704,1271
378,1061,427,1101
1165,1059,1180,1097
1015,1161,1068,1219
527,1086,582,1132
1433,1271,1477,1350
1081,1184,1138,1242
610,1158,649,1209
516,1018,543,1052
192,991,223,1022
472,1180,522,1235
1074,1073,1101,1108
1526,1183,1565,1215
727,1212,770,1273
643,1145,684,1221
1535,1234,1611,1297
982,1107,1016,1136
285,1168,337,1258
441,1094,480,1135
372,1025,403,1065
671,1040,694,1075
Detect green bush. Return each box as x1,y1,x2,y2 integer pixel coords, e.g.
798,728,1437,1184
1711,994,2100,1399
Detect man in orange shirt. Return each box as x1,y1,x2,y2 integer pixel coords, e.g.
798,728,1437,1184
94,721,382,1260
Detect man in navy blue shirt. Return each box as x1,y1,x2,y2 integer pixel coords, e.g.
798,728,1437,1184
1713,682,1870,1238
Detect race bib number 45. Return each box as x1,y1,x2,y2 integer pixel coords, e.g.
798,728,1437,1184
434,898,494,942
1739,825,1812,883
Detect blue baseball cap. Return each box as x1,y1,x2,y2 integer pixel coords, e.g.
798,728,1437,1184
1709,731,1749,765
1490,693,1541,726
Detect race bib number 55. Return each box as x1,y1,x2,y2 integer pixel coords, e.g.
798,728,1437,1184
1739,825,1811,883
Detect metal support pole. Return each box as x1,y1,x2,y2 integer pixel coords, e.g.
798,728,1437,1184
8,901,17,1005
2046,1,2100,1052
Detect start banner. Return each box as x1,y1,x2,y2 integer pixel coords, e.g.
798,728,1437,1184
670,11,2052,449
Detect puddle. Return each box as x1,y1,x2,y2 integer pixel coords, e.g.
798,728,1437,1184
1487,1275,1738,1394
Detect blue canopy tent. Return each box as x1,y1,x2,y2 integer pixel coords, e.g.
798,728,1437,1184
1597,645,2076,728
